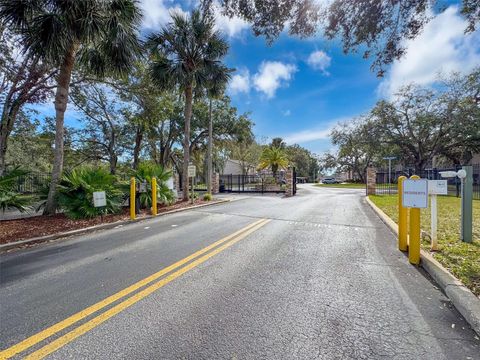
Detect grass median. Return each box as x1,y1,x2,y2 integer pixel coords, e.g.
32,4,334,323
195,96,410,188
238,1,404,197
369,195,479,297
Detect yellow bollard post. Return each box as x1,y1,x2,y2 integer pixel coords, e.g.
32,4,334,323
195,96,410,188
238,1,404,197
130,177,136,220
409,175,421,265
152,177,157,216
398,176,408,251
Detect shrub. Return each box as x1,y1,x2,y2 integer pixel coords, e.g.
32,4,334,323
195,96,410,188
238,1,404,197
0,167,32,213
132,163,175,208
203,193,212,201
57,167,123,219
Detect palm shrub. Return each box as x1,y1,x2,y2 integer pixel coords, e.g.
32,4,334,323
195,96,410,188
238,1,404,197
258,147,289,177
0,0,142,215
57,167,123,219
133,163,175,208
0,167,32,212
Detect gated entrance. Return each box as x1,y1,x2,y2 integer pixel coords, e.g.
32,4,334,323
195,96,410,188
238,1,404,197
220,172,287,194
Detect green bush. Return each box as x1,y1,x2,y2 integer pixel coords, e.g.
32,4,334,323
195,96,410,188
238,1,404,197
203,193,212,201
0,167,32,213
132,163,175,208
57,167,123,219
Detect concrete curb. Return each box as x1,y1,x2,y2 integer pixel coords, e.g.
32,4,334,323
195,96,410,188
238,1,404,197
0,199,230,252
365,196,480,336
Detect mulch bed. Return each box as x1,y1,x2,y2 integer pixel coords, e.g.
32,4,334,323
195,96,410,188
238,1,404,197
0,199,215,245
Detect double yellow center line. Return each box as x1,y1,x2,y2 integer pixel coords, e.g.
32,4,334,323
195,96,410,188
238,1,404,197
1,218,270,359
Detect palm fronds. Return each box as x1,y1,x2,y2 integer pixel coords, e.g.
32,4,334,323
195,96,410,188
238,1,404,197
0,167,32,213
57,167,123,219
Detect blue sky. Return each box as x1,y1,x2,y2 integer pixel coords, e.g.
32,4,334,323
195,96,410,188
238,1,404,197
139,1,480,155
222,33,381,153
31,1,480,156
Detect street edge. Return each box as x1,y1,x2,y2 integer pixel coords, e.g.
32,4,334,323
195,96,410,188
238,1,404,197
0,199,230,253
365,196,480,336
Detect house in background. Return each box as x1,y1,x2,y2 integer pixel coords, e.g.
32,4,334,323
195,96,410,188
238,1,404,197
221,159,256,176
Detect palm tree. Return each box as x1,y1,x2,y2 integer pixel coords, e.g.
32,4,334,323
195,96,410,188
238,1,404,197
0,0,141,214
147,10,230,200
258,146,289,177
206,70,231,194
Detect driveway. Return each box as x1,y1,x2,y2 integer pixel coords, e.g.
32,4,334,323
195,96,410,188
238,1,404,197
1,184,478,359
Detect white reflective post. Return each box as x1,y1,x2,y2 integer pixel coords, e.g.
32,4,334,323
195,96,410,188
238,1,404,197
431,194,438,251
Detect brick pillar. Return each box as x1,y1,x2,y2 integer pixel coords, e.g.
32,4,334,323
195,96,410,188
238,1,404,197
366,167,376,195
212,172,220,194
285,167,294,197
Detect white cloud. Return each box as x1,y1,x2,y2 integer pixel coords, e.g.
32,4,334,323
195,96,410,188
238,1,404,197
139,0,249,36
307,50,331,74
284,128,331,144
139,0,250,37
253,61,298,98
211,1,250,38
378,6,480,97
282,117,352,145
140,0,187,30
228,68,251,94
282,110,291,116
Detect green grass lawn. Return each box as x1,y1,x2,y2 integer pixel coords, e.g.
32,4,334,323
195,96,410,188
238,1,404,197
315,183,365,189
369,194,480,296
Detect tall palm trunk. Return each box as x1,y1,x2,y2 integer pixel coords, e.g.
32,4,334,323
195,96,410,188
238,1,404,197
182,85,193,201
43,45,77,215
206,97,213,194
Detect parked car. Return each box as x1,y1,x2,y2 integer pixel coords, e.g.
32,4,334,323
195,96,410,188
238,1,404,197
321,178,338,184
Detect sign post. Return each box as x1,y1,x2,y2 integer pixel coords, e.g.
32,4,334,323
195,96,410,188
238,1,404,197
188,164,196,204
152,177,157,216
461,166,473,243
440,169,472,243
93,191,107,222
383,156,396,193
130,178,135,220
397,176,408,251
428,180,447,251
403,176,428,265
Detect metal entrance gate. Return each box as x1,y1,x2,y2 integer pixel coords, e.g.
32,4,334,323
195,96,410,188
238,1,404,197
220,173,286,194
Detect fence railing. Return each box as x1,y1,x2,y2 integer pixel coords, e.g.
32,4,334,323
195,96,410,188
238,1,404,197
374,164,480,199
220,173,287,193
12,173,50,194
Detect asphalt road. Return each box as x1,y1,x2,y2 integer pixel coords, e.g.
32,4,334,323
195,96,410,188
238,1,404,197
1,184,479,359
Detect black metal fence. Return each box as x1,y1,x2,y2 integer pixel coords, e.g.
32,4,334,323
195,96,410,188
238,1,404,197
220,173,287,194
12,173,50,194
375,164,480,199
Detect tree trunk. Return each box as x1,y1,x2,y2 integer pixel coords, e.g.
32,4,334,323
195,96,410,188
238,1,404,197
206,97,213,194
108,132,116,175
43,45,77,215
110,153,118,175
182,85,193,201
0,96,21,176
0,115,10,176
132,126,143,170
